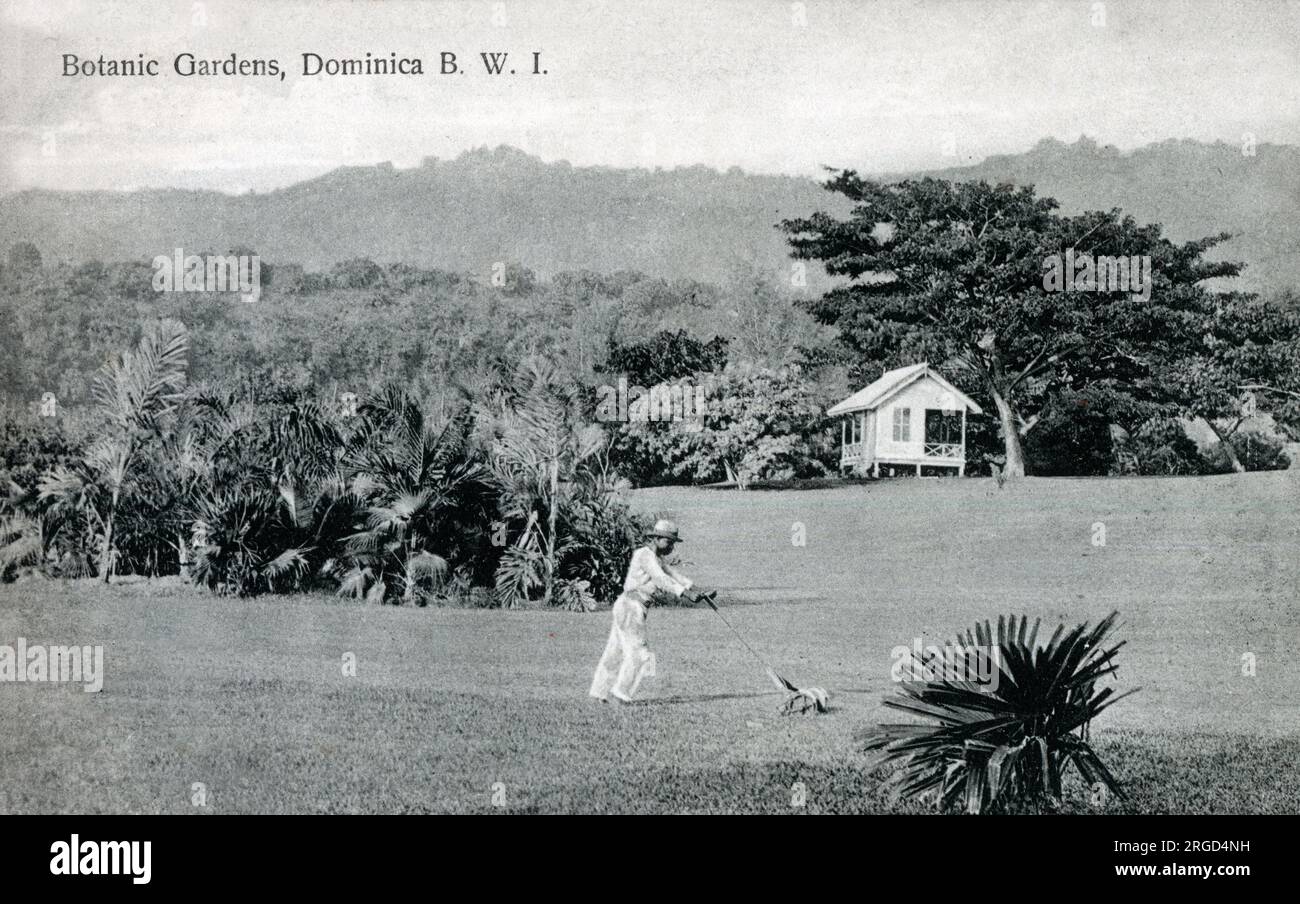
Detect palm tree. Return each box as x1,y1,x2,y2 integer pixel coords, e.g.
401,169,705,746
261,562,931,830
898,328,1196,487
861,612,1137,814
0,478,45,580
187,390,350,596
338,385,490,604
485,358,611,608
36,463,103,573
40,320,188,581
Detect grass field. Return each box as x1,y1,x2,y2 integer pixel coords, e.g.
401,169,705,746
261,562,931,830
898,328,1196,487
2,472,1297,814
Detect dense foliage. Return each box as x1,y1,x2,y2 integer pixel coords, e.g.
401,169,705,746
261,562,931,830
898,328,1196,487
3,324,653,603
615,365,835,487
783,177,1300,477
1,171,1295,591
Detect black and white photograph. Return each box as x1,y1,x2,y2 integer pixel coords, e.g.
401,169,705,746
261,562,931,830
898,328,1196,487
0,0,1296,869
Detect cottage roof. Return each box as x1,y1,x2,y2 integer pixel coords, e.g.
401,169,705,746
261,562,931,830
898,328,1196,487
827,363,983,416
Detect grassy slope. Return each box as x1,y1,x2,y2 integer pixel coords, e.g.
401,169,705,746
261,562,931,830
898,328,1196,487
1,472,1297,814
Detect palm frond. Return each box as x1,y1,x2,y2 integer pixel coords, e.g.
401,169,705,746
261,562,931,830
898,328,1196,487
404,549,446,577
0,514,44,570
263,547,313,587
92,319,189,432
336,565,373,600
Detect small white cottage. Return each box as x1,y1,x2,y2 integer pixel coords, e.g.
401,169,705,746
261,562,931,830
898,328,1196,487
828,363,982,477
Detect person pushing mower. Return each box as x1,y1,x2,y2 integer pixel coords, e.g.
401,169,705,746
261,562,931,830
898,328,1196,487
588,518,828,713
588,519,713,704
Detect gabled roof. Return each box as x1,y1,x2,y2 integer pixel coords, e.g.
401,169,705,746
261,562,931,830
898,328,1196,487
827,363,983,416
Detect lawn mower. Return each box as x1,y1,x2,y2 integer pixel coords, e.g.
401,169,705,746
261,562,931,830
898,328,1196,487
691,590,829,715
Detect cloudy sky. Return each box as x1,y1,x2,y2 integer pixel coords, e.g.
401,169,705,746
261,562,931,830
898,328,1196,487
2,0,1298,192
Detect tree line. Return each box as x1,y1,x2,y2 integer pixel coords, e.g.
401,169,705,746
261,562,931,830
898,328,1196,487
1,174,1297,592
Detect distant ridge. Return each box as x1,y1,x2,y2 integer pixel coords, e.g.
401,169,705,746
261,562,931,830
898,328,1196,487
2,138,1297,293
919,137,1300,293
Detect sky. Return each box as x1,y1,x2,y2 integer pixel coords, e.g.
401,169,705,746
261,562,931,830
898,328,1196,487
2,0,1298,192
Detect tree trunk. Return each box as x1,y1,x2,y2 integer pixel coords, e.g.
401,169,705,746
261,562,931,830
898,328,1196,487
403,538,415,604
723,459,747,490
989,388,1027,478
100,487,120,584
1207,420,1246,473
542,457,558,607
85,511,95,575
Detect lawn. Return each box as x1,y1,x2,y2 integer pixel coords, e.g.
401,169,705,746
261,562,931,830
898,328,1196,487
1,472,1297,814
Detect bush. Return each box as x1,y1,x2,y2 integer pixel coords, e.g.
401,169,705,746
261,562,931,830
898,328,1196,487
190,396,354,596
1121,419,1208,475
557,491,651,605
613,365,833,487
488,359,648,609
862,612,1134,814
1024,395,1114,476
0,408,85,498
599,329,728,387
1228,427,1291,471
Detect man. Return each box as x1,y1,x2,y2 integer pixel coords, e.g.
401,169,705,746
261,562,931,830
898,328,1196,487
589,519,704,703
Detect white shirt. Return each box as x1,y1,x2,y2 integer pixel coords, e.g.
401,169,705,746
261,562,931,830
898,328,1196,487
621,546,693,604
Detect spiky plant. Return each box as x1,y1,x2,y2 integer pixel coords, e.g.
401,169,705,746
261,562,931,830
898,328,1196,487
861,611,1136,814
190,486,271,595
554,474,649,604
0,478,41,577
36,464,104,575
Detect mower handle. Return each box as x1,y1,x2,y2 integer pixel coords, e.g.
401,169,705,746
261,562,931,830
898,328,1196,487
690,590,718,609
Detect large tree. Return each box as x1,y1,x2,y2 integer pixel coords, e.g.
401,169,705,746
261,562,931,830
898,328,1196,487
783,176,1246,476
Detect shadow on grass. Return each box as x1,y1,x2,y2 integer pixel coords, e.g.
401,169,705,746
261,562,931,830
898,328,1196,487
634,691,781,706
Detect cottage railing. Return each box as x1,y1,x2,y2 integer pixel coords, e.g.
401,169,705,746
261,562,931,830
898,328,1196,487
923,442,963,458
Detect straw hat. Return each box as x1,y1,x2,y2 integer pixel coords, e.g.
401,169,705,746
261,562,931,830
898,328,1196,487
646,519,683,542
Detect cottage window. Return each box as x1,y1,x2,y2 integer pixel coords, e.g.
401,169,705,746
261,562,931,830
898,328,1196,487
851,414,863,444
892,406,911,442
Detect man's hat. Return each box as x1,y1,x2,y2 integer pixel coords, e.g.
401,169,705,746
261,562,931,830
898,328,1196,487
647,519,683,542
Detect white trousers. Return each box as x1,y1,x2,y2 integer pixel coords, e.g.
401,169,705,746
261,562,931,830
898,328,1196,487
589,594,656,701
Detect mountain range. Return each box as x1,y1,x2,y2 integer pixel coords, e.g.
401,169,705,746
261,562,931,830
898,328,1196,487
3,137,1297,294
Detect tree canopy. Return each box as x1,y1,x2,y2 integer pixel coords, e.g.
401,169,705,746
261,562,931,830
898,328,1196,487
782,175,1297,475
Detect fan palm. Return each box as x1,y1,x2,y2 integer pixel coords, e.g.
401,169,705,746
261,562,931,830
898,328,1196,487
188,391,350,595
36,462,104,572
861,611,1137,814
0,475,40,563
338,385,489,604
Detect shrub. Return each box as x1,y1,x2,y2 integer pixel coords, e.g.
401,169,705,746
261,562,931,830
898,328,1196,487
337,387,494,605
190,395,353,596
862,612,1135,814
599,329,729,388
1121,419,1208,475
556,488,651,605
1024,395,1114,476
614,365,833,487
0,512,44,581
1228,427,1291,471
487,359,646,609
0,408,86,497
